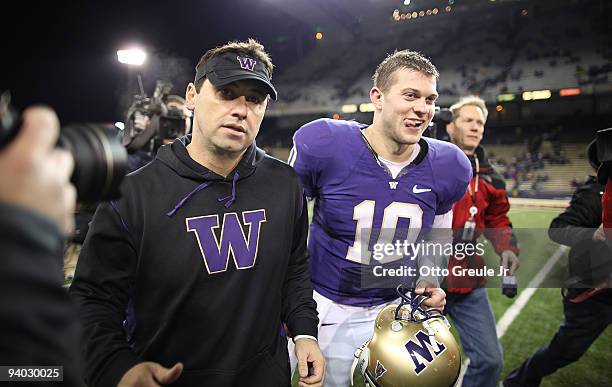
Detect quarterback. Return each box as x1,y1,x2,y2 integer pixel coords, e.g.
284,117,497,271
289,50,472,385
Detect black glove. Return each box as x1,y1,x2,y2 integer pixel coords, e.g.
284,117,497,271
597,161,612,185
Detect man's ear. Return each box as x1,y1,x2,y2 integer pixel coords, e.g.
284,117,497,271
446,121,455,138
185,83,197,111
370,87,383,110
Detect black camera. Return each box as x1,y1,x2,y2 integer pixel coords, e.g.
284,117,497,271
596,127,612,163
122,80,188,156
428,107,452,141
502,275,518,298
0,91,127,202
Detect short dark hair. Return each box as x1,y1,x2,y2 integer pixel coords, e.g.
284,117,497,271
372,50,439,92
194,38,274,91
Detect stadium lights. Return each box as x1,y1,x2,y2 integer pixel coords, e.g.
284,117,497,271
341,104,358,113
117,48,147,66
559,88,581,97
497,93,516,102
532,90,552,100
359,103,376,113
392,7,442,22
522,90,552,101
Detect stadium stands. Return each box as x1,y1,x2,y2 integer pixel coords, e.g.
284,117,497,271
260,0,610,200
487,142,593,198
269,0,611,114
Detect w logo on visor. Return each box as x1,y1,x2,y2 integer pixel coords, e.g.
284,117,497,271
236,56,257,71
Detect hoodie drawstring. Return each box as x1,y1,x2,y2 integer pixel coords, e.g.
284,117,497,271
217,172,240,209
166,181,210,217
166,172,240,217
110,200,130,232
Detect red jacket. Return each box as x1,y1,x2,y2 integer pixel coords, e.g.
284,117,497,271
446,145,520,293
604,179,612,236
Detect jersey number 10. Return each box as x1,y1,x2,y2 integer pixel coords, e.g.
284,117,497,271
346,200,423,265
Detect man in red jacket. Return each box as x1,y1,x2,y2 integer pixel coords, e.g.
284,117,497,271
444,95,520,387
599,160,612,238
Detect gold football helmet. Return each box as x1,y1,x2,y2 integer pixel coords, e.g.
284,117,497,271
351,286,461,387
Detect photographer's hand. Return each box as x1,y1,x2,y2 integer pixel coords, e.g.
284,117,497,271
134,111,150,131
0,107,76,235
501,250,520,275
592,224,606,241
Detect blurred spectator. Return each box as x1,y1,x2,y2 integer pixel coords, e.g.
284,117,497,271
0,107,81,385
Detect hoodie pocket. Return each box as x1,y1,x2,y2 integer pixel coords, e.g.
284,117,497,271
175,347,290,387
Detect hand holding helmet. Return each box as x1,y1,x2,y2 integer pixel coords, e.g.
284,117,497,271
351,286,460,387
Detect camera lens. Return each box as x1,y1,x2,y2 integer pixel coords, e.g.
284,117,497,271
58,124,127,202
0,93,127,202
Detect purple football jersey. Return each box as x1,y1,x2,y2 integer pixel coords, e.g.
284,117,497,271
290,118,472,306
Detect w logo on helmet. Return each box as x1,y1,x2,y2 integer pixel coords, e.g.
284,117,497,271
374,360,387,380
404,330,447,374
237,56,257,71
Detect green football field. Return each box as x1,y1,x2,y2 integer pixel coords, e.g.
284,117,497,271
294,206,612,386
491,207,611,387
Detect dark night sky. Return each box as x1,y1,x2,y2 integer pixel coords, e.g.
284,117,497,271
1,0,313,124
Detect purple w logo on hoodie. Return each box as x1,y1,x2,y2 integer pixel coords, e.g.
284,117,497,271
186,209,267,273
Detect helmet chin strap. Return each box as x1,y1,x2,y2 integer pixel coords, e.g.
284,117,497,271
351,341,370,386
395,284,445,323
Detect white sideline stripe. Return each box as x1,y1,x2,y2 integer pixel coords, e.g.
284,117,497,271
454,245,568,386
496,245,568,338
508,197,569,209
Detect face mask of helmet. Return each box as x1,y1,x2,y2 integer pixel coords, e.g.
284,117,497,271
351,285,461,387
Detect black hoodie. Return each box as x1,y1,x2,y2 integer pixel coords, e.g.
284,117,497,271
70,136,318,387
